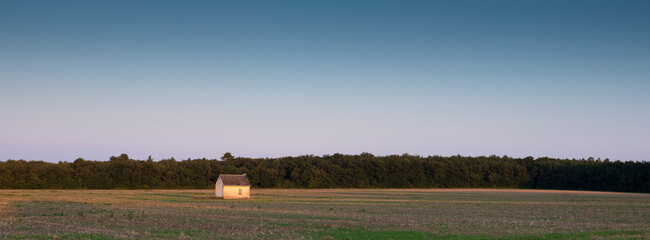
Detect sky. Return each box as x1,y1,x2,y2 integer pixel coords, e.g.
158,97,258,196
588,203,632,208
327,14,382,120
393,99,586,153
1,0,649,162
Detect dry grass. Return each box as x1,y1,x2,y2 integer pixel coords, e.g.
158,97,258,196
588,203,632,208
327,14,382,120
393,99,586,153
1,189,649,239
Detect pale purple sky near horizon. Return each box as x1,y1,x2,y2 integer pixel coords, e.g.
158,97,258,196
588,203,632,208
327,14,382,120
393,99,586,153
1,1,649,162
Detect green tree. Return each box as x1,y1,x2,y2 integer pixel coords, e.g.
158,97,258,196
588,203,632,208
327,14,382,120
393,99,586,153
221,152,234,161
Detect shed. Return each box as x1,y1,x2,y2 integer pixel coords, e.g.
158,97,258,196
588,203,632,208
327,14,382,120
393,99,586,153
215,174,251,199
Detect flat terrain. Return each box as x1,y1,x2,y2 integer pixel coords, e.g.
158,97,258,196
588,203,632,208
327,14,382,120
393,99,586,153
1,189,649,239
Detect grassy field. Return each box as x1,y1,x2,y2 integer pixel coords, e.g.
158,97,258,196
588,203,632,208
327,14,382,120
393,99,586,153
0,189,648,239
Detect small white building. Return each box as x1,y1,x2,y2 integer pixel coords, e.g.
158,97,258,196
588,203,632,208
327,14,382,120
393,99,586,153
215,174,251,199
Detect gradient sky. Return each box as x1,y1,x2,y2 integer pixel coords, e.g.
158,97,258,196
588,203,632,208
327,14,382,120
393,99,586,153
1,0,649,162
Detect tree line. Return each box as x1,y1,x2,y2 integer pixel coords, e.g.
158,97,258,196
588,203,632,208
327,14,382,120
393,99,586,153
0,153,648,193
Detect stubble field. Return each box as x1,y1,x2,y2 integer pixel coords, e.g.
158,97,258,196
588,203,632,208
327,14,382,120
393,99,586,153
0,189,648,239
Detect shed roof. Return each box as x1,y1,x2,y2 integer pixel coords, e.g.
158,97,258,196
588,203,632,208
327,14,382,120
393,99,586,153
218,174,251,186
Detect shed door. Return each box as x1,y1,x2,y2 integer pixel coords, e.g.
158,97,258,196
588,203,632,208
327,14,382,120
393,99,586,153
238,189,242,195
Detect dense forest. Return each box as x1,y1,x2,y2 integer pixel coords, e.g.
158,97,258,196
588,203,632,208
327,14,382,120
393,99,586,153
1,153,648,193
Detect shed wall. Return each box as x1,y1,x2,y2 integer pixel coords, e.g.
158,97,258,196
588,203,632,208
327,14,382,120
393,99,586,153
215,179,224,198
222,186,250,199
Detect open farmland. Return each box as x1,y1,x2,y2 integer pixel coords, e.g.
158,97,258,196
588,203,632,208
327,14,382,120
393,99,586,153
1,189,649,239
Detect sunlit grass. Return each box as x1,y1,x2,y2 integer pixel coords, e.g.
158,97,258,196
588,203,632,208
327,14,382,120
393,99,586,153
1,189,648,239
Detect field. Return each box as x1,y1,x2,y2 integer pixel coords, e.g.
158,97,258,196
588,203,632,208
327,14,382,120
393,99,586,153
1,189,649,239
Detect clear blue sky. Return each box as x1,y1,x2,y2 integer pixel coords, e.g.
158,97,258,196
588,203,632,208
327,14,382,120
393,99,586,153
1,0,649,162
